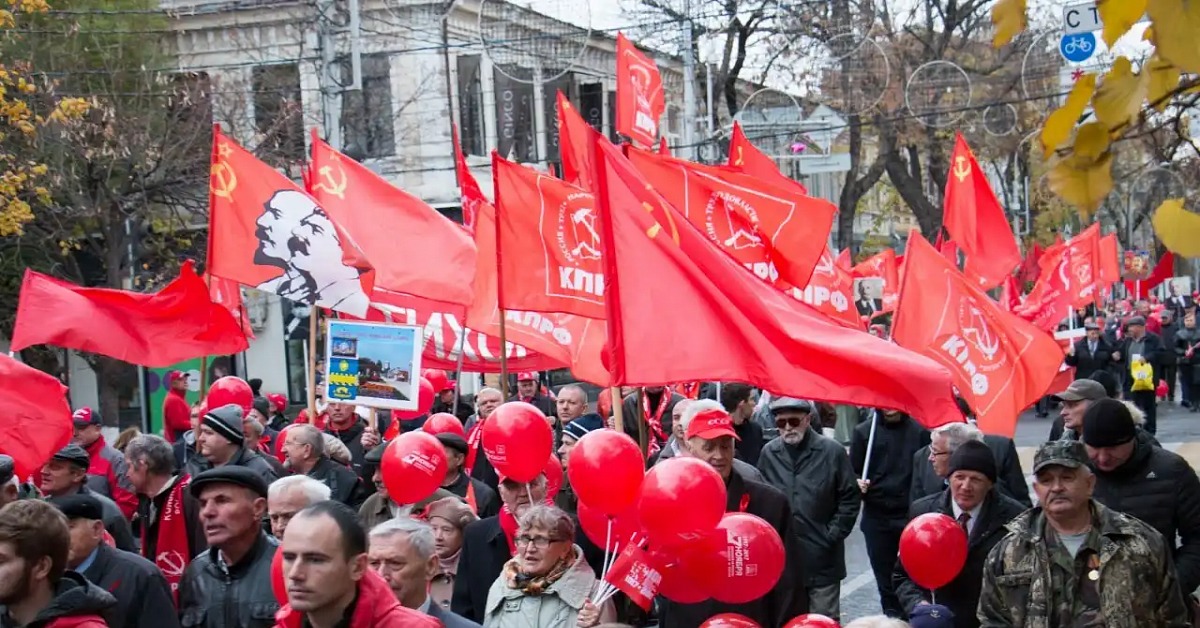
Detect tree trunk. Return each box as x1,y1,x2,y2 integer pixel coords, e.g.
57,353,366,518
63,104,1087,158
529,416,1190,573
884,147,942,236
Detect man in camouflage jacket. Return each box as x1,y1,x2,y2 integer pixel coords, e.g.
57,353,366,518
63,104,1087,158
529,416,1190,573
977,440,1189,628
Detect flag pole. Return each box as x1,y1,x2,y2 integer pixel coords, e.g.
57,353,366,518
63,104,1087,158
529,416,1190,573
498,316,509,400
307,307,319,418
610,387,625,434
861,411,879,480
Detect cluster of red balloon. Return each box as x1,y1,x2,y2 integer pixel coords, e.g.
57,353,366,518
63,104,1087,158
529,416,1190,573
898,512,968,590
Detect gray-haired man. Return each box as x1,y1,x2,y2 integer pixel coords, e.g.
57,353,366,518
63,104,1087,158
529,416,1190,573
370,518,481,627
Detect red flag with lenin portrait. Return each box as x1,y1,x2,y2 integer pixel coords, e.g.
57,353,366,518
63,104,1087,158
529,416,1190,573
892,232,1062,436
615,33,665,147
207,127,372,317
853,248,901,312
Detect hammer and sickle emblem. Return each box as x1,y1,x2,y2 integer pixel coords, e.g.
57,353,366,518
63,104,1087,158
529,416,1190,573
313,156,348,200
641,184,680,246
953,155,971,183
210,141,238,200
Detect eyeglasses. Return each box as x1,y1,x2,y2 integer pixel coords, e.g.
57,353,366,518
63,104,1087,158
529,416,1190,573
514,535,566,549
930,449,951,457
775,416,809,429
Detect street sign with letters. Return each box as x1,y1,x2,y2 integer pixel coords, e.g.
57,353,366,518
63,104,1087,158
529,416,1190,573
1063,2,1101,35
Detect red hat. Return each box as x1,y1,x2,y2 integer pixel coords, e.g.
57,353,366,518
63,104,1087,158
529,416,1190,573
516,371,538,382
686,408,740,441
166,370,189,384
267,393,287,414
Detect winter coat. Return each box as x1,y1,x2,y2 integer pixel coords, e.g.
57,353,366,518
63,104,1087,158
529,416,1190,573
184,445,279,488
756,430,861,585
1065,336,1117,379
732,418,764,467
174,430,200,474
977,502,1190,628
909,435,1032,509
82,435,139,520
80,544,180,628
508,392,556,419
324,419,370,481
273,569,440,628
1115,332,1166,392
482,548,605,628
1161,322,1181,364
1091,429,1200,593
137,474,207,562
306,455,367,509
0,572,115,628
358,487,457,533
443,470,500,519
163,389,192,444
50,486,136,553
850,412,931,518
1174,327,1200,369
893,489,1027,628
178,532,280,628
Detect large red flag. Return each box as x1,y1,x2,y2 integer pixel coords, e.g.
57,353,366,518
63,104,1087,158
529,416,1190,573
207,128,371,316
1018,242,1044,284
558,92,596,190
1123,252,1174,297
615,33,665,147
943,133,1021,289
590,133,960,426
0,355,72,479
207,275,254,340
1098,234,1120,285
493,153,606,319
1017,226,1100,331
11,261,249,367
727,121,809,195
892,233,1063,436
308,134,476,308
625,147,834,290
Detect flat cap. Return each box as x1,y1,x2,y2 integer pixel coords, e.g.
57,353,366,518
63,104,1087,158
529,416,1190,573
365,441,389,465
190,465,269,499
1051,379,1106,403
51,445,90,469
49,493,104,521
435,433,469,456
769,397,815,415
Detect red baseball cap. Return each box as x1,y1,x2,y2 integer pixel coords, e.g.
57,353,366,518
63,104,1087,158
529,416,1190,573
516,371,538,382
686,408,740,441
267,393,287,413
166,370,189,384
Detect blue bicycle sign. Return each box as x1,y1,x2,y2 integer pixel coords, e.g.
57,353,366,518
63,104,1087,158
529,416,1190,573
1059,32,1097,63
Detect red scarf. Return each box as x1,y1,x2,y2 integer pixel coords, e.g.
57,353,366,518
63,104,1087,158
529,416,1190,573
144,476,191,605
465,421,485,476
499,505,520,557
641,389,670,456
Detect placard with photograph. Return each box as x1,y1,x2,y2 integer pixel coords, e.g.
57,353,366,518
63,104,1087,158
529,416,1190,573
325,320,422,411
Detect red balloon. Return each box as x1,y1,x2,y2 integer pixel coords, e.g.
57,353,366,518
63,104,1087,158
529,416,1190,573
274,424,300,463
481,402,553,483
380,431,448,505
652,547,712,604
392,377,435,421
637,457,725,547
421,369,450,393
422,413,465,438
567,430,643,515
270,545,287,605
544,454,563,500
703,513,786,604
577,500,641,550
207,376,254,416
784,615,840,628
899,512,968,590
700,613,761,627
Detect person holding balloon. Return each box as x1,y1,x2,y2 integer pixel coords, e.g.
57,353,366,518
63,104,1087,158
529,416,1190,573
892,440,1026,628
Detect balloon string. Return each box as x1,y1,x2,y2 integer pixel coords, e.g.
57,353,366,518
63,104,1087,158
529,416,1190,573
526,484,534,505
593,519,614,599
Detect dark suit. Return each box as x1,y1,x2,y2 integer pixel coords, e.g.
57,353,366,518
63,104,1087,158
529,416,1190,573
856,298,884,317
427,601,481,628
892,489,1028,628
1116,331,1166,433
1064,336,1116,380
81,543,180,628
909,437,1031,509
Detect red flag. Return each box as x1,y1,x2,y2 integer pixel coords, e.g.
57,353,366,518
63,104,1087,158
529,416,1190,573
943,133,1021,289
1017,227,1100,331
309,133,476,309
934,232,960,266
493,153,606,319
590,132,960,426
615,33,665,147
657,137,670,156
836,248,852,270
1123,252,1174,296
452,123,482,235
558,92,596,190
999,275,1022,312
853,249,900,312
892,232,1063,436
625,147,835,290
11,262,249,367
1098,234,1119,285
1018,242,1044,284
727,121,808,195
208,128,371,316
207,276,254,340
0,355,72,479
795,246,863,328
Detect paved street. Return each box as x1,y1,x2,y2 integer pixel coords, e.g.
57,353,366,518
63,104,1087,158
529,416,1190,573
837,401,1200,622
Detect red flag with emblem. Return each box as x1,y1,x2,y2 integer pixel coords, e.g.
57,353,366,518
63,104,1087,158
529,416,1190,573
452,123,483,235
207,127,372,317
892,232,1062,436
207,275,254,340
615,33,665,147
558,92,596,190
1123,251,1174,296
943,133,1021,290
1015,226,1099,331
795,246,863,328
726,121,809,195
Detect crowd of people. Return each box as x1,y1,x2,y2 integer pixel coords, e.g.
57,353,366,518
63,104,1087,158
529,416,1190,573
0,354,1198,628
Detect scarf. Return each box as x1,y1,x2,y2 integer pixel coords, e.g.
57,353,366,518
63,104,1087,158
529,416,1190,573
465,421,485,476
641,389,670,456
437,548,461,579
499,505,520,556
146,475,191,605
502,545,578,595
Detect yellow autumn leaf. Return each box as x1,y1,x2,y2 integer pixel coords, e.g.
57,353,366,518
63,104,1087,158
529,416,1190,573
1151,198,1200,257
1099,0,1148,47
991,0,1027,48
1092,57,1147,129
1073,122,1112,161
1145,55,1179,111
1148,0,1200,74
1047,153,1115,216
1042,74,1096,159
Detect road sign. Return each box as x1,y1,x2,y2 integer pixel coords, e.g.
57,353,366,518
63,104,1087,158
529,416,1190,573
1059,32,1097,63
1063,2,1102,35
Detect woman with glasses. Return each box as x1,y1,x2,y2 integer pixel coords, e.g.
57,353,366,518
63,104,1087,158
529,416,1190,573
482,505,613,627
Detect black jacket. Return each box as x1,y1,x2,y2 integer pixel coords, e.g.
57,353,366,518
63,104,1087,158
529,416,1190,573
1116,332,1166,391
178,532,280,628
51,486,137,553
1091,430,1200,593
443,470,499,519
850,413,931,518
756,430,861,585
467,440,500,493
174,431,200,473
1161,322,1181,365
909,436,1032,509
307,456,368,509
81,544,179,628
1065,336,1116,378
657,472,808,628
0,571,116,628
507,392,556,419
431,397,475,425
893,489,1027,628
1175,327,1200,368
325,419,370,481
619,390,685,458
137,475,207,562
733,418,765,467
184,446,279,488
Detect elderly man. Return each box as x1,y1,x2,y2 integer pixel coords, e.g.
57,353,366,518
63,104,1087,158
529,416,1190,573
268,475,332,539
555,384,589,428
123,434,206,593
910,423,984,502
185,404,279,486
1081,398,1200,597
358,441,457,531
465,388,504,491
894,441,1026,628
1065,323,1117,382
369,517,481,627
463,387,502,434
659,403,807,627
756,397,860,621
1048,379,1107,442
656,400,765,481
282,424,363,507
1114,315,1165,433
510,371,556,417
71,407,138,520
978,440,1189,627
41,444,136,552
178,466,281,627
436,432,498,518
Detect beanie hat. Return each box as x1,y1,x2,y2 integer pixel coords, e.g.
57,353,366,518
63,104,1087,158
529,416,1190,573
202,403,245,444
947,440,997,483
909,603,955,628
1081,398,1137,447
425,496,477,529
562,413,605,442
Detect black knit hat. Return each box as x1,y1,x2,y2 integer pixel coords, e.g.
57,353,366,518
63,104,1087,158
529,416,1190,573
1081,398,1136,447
202,404,245,445
947,440,997,483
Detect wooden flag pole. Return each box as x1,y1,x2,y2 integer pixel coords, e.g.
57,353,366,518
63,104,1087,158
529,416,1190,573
610,387,625,434
307,307,319,418
498,315,510,400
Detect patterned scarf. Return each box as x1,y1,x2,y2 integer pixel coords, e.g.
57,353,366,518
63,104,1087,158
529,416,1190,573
145,476,192,605
502,545,578,595
641,389,670,456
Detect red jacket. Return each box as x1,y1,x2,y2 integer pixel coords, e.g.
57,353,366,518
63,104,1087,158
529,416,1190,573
163,388,192,443
44,618,107,628
82,436,138,520
274,569,441,628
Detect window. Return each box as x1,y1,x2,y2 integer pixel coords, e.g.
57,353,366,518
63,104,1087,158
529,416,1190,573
456,55,486,156
493,65,536,162
252,64,305,167
579,83,604,132
341,54,395,158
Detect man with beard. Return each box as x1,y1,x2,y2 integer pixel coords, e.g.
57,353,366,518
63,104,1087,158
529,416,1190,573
281,424,364,507
71,407,138,520
185,404,280,486
41,445,136,552
435,433,498,518
620,386,686,460
0,500,115,628
368,517,481,627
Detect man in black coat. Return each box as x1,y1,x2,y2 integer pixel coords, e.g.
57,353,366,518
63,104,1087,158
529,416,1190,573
1065,323,1116,381
893,441,1027,628
1113,316,1165,433
54,494,180,628
323,402,372,480
435,433,499,518
1081,398,1200,596
620,386,686,460
509,371,556,418
721,383,765,466
910,425,1031,509
41,445,137,552
281,424,366,508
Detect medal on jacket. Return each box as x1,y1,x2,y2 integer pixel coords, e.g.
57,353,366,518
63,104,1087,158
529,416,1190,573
1087,553,1100,581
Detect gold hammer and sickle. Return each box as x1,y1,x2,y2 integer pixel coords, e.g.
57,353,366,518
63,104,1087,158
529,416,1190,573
953,155,971,182
641,185,680,246
313,158,348,200
209,162,237,200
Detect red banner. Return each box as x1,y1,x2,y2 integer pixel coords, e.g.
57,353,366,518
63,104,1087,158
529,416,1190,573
615,33,665,147
943,133,1021,290
726,121,808,195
